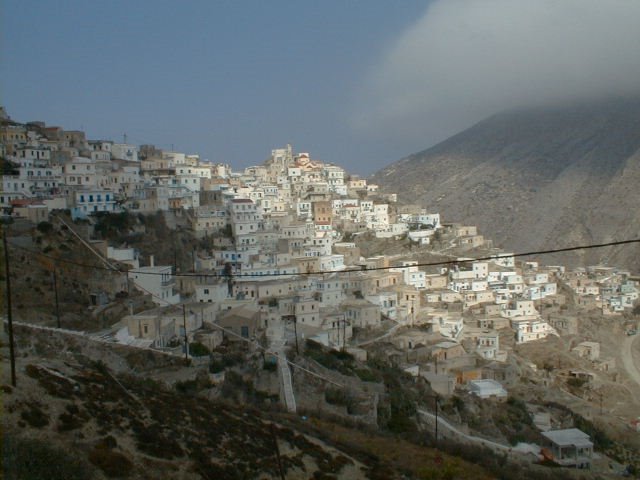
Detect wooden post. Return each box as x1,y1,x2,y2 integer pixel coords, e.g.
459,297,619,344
270,423,286,480
434,396,439,446
182,304,189,364
53,267,61,328
3,231,17,386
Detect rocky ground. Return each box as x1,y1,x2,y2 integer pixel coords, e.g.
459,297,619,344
1,324,499,480
513,308,640,454
3,322,615,480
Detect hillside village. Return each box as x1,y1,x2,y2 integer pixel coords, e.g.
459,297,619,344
2,107,640,476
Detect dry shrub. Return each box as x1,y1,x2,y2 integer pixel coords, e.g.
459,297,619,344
20,403,49,428
88,445,133,478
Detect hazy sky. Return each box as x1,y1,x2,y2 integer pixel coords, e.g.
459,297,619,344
3,1,640,175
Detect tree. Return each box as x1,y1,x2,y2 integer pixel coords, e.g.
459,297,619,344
189,342,210,357
36,221,54,234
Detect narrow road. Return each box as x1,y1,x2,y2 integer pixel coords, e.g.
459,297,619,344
621,332,640,388
417,408,538,457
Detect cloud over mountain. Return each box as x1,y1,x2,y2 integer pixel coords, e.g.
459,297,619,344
352,0,640,147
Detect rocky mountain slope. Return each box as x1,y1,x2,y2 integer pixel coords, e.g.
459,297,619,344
372,97,640,270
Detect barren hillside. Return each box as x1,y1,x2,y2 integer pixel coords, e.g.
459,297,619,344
372,97,640,270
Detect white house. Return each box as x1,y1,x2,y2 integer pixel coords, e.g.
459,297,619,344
512,319,556,344
468,379,507,399
129,256,180,305
74,189,119,215
391,262,426,289
107,246,139,269
365,291,398,320
111,143,139,162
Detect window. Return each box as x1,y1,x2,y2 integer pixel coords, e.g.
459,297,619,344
241,326,249,338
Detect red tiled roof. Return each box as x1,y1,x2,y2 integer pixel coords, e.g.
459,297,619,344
11,199,44,207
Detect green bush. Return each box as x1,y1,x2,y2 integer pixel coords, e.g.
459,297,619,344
325,387,350,406
20,404,49,428
189,342,210,357
573,414,613,450
567,377,587,389
263,359,277,371
303,340,355,375
36,221,54,234
305,339,323,351
93,211,135,240
209,359,225,373
354,368,382,382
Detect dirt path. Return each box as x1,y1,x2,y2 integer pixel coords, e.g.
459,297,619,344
621,333,640,387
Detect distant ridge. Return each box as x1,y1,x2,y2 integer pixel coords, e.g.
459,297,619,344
371,97,640,270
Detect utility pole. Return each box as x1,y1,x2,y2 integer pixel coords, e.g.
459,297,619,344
434,396,439,446
173,239,178,275
3,231,16,386
182,304,189,365
342,316,346,351
270,423,286,480
293,315,299,355
53,267,61,328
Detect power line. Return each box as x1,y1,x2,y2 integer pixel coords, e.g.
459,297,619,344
8,234,346,386
93,278,346,388
7,237,640,279
6,234,638,392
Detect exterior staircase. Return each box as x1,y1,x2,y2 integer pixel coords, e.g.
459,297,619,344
271,339,296,413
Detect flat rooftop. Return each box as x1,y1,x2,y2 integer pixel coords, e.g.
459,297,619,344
542,428,593,447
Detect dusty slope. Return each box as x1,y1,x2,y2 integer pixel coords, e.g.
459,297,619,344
372,97,640,270
1,327,498,480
